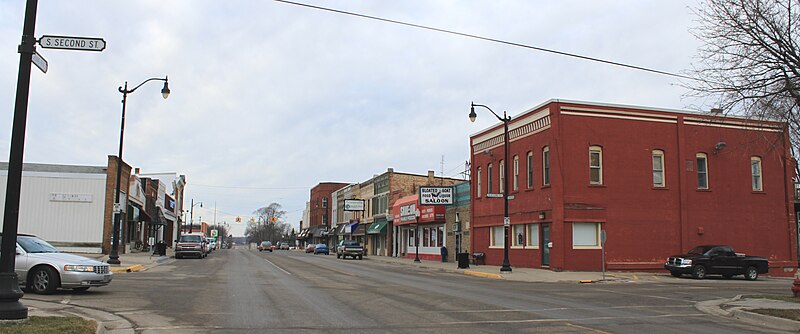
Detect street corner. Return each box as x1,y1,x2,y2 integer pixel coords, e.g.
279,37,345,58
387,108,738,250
464,270,504,279
111,264,145,273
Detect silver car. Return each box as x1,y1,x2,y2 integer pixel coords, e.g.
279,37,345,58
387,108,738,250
9,234,112,294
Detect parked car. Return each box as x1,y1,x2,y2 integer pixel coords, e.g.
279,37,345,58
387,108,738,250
280,243,290,250
664,245,769,280
337,239,364,260
305,244,316,253
258,241,273,252
6,234,112,294
176,233,207,259
314,243,329,255
206,237,216,253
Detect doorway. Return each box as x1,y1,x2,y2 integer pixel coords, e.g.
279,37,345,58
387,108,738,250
542,224,551,267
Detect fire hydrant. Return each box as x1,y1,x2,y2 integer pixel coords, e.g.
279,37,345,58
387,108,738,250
792,273,800,297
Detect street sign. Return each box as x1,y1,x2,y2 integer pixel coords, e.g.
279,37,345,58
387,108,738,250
211,230,218,237
503,217,510,226
486,193,503,198
39,35,106,52
419,186,454,205
32,51,47,73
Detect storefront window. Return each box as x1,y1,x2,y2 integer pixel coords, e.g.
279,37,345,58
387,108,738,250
526,224,539,247
437,226,444,247
512,225,525,247
491,226,503,247
423,228,430,247
408,229,415,247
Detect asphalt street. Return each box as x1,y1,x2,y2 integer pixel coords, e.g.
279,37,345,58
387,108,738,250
21,248,792,333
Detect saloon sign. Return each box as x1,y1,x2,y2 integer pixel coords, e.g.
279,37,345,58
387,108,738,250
419,186,454,205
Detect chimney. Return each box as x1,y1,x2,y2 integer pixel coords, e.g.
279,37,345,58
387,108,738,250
710,108,723,114
387,168,394,173
134,167,140,174
428,170,435,184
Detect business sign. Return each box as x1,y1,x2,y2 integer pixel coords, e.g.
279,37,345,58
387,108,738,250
419,186,454,205
50,193,92,203
39,35,106,52
343,199,365,211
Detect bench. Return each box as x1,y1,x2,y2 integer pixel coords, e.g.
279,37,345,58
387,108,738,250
471,252,485,265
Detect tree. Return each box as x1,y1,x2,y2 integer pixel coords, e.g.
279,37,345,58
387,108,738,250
686,0,800,173
245,203,288,243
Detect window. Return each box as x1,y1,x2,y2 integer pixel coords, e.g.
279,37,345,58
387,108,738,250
512,155,519,191
476,167,482,197
437,226,444,247
573,223,600,248
322,215,327,225
322,197,328,208
423,228,430,247
488,163,494,194
652,150,665,187
751,157,763,191
589,146,603,185
526,151,534,189
499,160,505,193
408,229,415,247
491,226,504,247
526,224,539,247
543,147,550,185
512,225,525,247
697,153,709,189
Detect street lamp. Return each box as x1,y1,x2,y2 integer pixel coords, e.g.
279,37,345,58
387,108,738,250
189,199,203,233
414,208,421,263
108,76,170,265
469,102,512,273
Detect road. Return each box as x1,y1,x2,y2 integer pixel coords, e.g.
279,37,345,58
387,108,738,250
23,248,790,333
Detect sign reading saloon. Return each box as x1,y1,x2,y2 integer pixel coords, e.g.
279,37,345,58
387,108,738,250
419,186,454,205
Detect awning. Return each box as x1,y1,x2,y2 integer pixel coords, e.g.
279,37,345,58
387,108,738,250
334,223,347,235
297,229,310,239
352,224,366,236
367,220,388,235
346,222,359,234
311,225,328,238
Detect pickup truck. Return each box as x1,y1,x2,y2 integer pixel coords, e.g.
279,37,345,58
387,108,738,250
664,245,769,280
336,240,364,260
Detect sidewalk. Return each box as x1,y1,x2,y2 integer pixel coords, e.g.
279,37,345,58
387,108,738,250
81,247,176,273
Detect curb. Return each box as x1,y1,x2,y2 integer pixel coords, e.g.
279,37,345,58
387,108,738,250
464,270,503,279
696,295,800,332
110,264,144,273
24,299,135,334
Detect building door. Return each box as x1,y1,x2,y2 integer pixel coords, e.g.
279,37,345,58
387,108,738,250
542,224,551,267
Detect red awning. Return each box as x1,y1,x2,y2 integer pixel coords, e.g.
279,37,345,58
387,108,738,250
391,194,445,226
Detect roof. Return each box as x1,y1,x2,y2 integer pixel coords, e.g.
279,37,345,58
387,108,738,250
0,162,106,174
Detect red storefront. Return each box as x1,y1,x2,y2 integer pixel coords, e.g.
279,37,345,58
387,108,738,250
392,195,447,261
469,99,797,276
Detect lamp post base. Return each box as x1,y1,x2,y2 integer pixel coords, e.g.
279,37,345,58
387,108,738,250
0,272,27,320
500,263,512,273
107,253,120,265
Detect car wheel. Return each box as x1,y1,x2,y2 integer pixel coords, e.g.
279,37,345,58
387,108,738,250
745,266,759,281
691,265,707,279
337,253,341,259
72,287,90,292
670,271,682,278
358,255,363,260
29,266,59,295
176,254,182,259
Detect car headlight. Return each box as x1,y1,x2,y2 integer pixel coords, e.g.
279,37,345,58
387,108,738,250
64,265,95,272
682,259,692,265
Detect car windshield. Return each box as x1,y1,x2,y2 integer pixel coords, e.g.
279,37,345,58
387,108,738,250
180,235,203,243
687,246,712,255
17,236,60,253
316,244,326,248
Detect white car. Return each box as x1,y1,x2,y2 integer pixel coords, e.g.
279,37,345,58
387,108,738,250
9,234,112,294
206,238,216,253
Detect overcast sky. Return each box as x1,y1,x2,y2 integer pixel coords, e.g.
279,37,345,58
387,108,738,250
0,1,710,237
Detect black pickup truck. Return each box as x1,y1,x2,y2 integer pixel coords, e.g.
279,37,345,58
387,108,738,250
664,245,769,280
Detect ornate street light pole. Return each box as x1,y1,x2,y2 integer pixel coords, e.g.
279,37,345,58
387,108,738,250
469,102,512,273
108,77,170,265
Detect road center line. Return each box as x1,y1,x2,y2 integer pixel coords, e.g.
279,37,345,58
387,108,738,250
264,258,292,275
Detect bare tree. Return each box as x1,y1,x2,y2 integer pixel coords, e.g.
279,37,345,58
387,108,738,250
686,0,800,170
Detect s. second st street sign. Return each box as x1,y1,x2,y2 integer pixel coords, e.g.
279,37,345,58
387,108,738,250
39,35,106,52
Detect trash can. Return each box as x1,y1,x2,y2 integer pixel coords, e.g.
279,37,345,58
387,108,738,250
440,246,448,263
457,253,470,269
154,241,167,256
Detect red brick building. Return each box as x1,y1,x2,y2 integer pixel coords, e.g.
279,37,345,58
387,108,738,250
302,182,350,245
469,99,797,276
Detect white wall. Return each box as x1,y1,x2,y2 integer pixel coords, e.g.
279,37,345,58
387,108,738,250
0,171,106,253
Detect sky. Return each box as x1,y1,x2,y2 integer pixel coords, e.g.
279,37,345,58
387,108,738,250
0,0,711,237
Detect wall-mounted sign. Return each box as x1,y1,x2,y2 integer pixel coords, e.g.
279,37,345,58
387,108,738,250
419,186,454,205
344,199,365,211
50,193,93,203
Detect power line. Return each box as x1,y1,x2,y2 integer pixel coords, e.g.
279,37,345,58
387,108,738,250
189,183,308,190
273,0,695,81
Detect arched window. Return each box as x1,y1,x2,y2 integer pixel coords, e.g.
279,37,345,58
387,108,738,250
751,156,763,191
652,150,665,187
589,146,603,185
476,167,482,197
512,155,519,191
